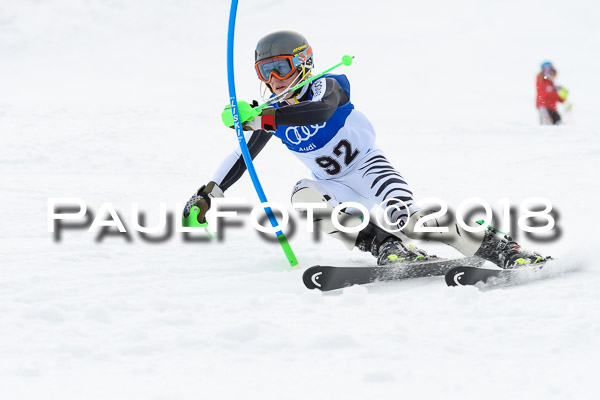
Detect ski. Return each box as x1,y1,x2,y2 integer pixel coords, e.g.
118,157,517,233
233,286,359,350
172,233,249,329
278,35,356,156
303,257,484,291
445,260,550,287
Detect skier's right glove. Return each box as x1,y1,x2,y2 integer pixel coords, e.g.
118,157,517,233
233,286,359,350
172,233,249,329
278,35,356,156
182,181,224,224
558,87,568,101
221,100,261,128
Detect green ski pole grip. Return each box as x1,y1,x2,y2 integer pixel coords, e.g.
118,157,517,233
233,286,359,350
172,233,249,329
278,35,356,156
278,234,299,267
182,206,206,228
221,100,261,127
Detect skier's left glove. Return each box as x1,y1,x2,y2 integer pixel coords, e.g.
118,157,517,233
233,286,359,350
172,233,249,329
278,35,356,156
242,106,276,132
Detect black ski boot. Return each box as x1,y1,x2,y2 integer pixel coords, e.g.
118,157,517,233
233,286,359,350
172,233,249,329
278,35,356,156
354,222,436,266
474,227,546,269
376,238,437,266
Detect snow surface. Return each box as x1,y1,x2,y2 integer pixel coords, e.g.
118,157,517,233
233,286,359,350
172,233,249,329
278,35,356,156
2,0,600,399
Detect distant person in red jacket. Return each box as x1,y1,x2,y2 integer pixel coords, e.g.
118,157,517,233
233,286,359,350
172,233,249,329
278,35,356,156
536,61,568,125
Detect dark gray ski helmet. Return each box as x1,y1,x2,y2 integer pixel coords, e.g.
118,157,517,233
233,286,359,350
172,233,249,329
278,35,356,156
255,30,313,68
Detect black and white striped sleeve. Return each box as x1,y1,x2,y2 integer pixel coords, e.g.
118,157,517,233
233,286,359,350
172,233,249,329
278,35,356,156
211,129,273,192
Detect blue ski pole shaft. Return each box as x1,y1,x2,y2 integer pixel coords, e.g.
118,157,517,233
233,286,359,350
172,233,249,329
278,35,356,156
227,0,298,266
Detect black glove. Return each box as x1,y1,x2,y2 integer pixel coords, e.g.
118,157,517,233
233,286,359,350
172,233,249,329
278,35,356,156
183,181,224,223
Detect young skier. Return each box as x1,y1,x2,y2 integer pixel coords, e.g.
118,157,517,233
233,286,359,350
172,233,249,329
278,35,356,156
184,30,545,269
536,61,568,125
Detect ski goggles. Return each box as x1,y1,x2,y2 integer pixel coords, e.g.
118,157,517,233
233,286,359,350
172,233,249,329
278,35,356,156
542,66,557,76
255,47,312,83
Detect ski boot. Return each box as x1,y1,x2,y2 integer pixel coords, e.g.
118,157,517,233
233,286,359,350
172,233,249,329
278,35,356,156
376,238,437,266
474,227,547,269
354,222,437,266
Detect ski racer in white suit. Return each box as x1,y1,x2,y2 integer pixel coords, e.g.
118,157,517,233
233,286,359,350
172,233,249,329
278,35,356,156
184,30,545,269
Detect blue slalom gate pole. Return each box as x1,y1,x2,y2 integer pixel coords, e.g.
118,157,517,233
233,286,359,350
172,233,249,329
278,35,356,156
226,0,298,266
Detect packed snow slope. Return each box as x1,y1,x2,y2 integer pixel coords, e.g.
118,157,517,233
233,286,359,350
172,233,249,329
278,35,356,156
1,1,600,399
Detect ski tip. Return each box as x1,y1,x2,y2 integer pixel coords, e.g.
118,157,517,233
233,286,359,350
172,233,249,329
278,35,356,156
302,265,324,290
445,266,471,287
445,266,502,287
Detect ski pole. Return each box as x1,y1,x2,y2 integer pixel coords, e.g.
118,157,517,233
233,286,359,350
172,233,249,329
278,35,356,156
226,0,298,266
221,55,354,127
181,210,216,239
257,55,354,110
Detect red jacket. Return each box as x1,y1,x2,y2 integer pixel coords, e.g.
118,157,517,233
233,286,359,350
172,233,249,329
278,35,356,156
536,73,563,111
